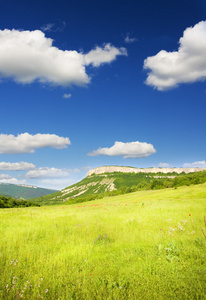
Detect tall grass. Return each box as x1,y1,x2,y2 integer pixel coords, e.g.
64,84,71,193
0,184,206,299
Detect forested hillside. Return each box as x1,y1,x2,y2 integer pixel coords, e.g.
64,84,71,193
0,195,40,208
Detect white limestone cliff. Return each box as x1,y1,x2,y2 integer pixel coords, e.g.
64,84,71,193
87,166,206,176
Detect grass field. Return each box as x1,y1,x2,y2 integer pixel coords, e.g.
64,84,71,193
0,184,206,299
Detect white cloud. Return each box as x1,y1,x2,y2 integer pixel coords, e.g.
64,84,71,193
0,174,12,179
0,29,127,87
40,23,55,32
0,177,27,184
87,141,156,158
124,33,137,44
0,133,71,154
41,21,66,32
183,160,206,168
84,43,127,67
158,163,170,168
144,21,206,90
63,93,72,99
0,161,35,170
25,167,80,179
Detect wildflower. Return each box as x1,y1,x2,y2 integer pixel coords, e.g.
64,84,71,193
90,274,92,276
45,289,49,293
177,223,185,231
10,259,18,265
189,214,191,216
188,230,195,235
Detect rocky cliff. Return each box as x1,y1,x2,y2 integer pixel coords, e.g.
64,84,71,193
87,166,206,176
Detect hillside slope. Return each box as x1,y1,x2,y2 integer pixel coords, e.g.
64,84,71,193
0,183,58,199
1,183,205,299
29,166,206,205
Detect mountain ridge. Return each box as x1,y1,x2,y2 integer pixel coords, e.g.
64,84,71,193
87,166,206,176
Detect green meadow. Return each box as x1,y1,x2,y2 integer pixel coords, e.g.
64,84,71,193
0,184,206,299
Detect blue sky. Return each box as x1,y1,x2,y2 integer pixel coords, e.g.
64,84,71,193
0,0,206,190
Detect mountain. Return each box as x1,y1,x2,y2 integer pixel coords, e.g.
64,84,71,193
0,183,58,199
29,166,206,206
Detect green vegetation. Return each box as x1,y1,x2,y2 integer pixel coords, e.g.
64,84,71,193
113,169,206,192
0,195,40,208
0,183,58,199
30,170,206,206
0,184,205,299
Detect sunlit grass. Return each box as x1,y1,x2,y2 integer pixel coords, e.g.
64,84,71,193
0,184,206,299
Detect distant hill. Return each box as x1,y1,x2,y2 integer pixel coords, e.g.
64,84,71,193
0,183,58,199
29,166,206,206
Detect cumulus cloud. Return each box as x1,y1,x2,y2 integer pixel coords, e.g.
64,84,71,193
25,167,80,179
0,133,71,154
0,161,35,170
144,21,206,90
87,141,156,158
84,43,127,67
183,160,206,168
0,29,127,86
63,93,72,99
0,177,27,184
